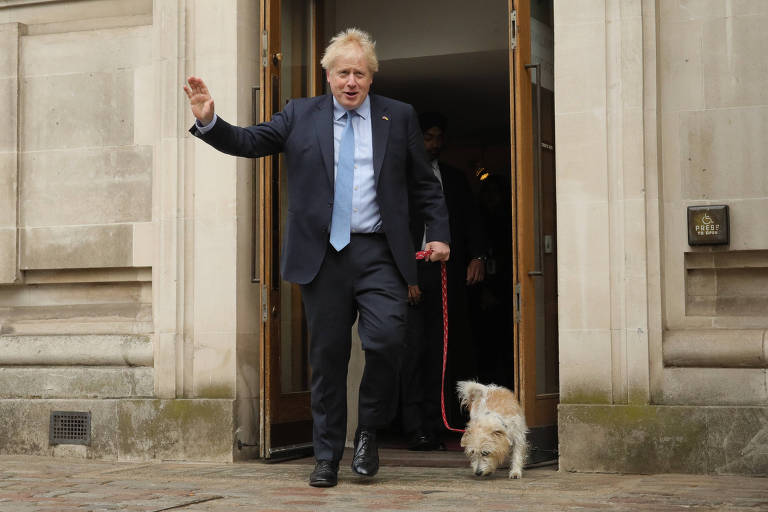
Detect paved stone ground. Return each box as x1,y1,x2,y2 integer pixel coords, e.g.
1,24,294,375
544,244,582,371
0,453,766,511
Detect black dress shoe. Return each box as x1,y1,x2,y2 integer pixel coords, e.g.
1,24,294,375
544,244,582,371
309,459,339,487
407,431,441,451
351,427,379,477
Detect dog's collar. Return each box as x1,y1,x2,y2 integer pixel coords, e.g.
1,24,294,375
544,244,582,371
496,414,510,431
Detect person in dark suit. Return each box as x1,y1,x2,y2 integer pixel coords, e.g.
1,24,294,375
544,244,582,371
183,28,450,487
399,112,487,450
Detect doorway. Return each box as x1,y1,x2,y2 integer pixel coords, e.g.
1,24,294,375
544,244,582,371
339,2,515,449
258,0,558,466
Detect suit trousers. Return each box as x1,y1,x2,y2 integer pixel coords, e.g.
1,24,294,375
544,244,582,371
400,260,444,437
300,233,408,462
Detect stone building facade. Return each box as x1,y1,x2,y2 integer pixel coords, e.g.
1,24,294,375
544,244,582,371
0,0,765,474
555,1,768,475
1,0,261,461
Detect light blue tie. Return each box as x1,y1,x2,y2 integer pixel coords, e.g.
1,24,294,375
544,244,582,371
330,111,355,251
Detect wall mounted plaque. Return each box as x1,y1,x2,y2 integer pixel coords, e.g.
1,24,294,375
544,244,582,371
687,205,729,246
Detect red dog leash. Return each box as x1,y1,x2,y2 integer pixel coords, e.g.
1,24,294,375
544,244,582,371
414,250,465,433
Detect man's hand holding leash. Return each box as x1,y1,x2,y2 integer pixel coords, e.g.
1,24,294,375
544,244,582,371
424,241,450,262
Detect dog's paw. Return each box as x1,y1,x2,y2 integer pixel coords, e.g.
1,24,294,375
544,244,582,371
509,470,522,479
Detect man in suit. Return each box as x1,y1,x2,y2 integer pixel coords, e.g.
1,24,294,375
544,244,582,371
184,28,450,487
400,112,486,450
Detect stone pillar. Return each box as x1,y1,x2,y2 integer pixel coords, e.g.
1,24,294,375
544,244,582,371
153,0,245,399
186,0,242,402
152,0,186,399
555,0,650,407
152,0,261,458
605,0,650,406
0,23,24,285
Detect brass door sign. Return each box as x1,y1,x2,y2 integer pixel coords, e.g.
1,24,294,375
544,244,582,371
687,205,729,246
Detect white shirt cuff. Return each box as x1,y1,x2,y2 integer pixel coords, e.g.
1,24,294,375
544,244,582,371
195,113,218,134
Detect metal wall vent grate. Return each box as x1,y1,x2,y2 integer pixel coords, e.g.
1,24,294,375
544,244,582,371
49,411,91,446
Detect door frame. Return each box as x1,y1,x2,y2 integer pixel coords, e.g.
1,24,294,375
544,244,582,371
255,0,558,460
257,0,320,460
510,0,558,430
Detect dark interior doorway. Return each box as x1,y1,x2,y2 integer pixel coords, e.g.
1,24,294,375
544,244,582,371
264,0,558,465
319,0,515,451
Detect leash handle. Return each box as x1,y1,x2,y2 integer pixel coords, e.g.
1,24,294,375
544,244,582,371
414,249,432,260
414,250,465,433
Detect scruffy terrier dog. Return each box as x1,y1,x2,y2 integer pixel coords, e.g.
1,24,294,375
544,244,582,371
457,380,528,479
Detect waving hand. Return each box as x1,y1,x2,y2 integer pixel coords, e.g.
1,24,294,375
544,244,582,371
183,76,215,125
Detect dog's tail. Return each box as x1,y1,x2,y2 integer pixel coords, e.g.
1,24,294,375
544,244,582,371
456,380,487,411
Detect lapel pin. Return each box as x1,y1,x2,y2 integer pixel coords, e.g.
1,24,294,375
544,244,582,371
382,115,389,121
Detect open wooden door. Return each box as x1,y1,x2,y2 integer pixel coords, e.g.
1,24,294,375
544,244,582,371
509,0,559,464
258,0,323,460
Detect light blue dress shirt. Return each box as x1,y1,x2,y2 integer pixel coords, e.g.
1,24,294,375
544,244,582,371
332,96,381,233
195,96,382,233
196,114,217,133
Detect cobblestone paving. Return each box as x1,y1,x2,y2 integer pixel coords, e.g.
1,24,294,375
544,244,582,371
0,455,766,511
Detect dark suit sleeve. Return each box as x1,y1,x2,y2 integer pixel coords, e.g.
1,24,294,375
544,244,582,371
188,101,294,158
456,171,488,259
405,106,451,245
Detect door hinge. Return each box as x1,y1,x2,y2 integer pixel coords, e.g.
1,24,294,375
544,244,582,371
262,30,269,68
261,285,268,323
513,282,521,323
510,10,517,51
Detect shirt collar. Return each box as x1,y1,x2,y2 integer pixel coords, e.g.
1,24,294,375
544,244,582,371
332,95,371,121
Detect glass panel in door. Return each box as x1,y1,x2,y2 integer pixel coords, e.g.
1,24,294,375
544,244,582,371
279,0,314,394
260,0,318,459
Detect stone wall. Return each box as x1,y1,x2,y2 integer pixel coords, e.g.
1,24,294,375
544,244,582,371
0,0,262,462
555,0,767,475
0,0,156,412
657,0,768,404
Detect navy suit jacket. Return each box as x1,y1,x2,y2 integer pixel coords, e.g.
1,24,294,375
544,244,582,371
190,93,450,285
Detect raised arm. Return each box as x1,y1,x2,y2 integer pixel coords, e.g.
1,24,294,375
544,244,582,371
183,76,291,158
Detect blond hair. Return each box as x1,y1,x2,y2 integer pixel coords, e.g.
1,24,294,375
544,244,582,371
320,27,379,73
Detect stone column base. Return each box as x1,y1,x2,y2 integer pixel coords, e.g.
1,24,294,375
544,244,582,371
558,404,768,475
0,399,244,462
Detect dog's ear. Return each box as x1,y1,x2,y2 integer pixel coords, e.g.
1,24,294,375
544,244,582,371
460,429,470,447
456,380,485,411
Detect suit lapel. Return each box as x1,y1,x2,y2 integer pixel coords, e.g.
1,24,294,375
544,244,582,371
371,95,390,187
314,95,334,187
